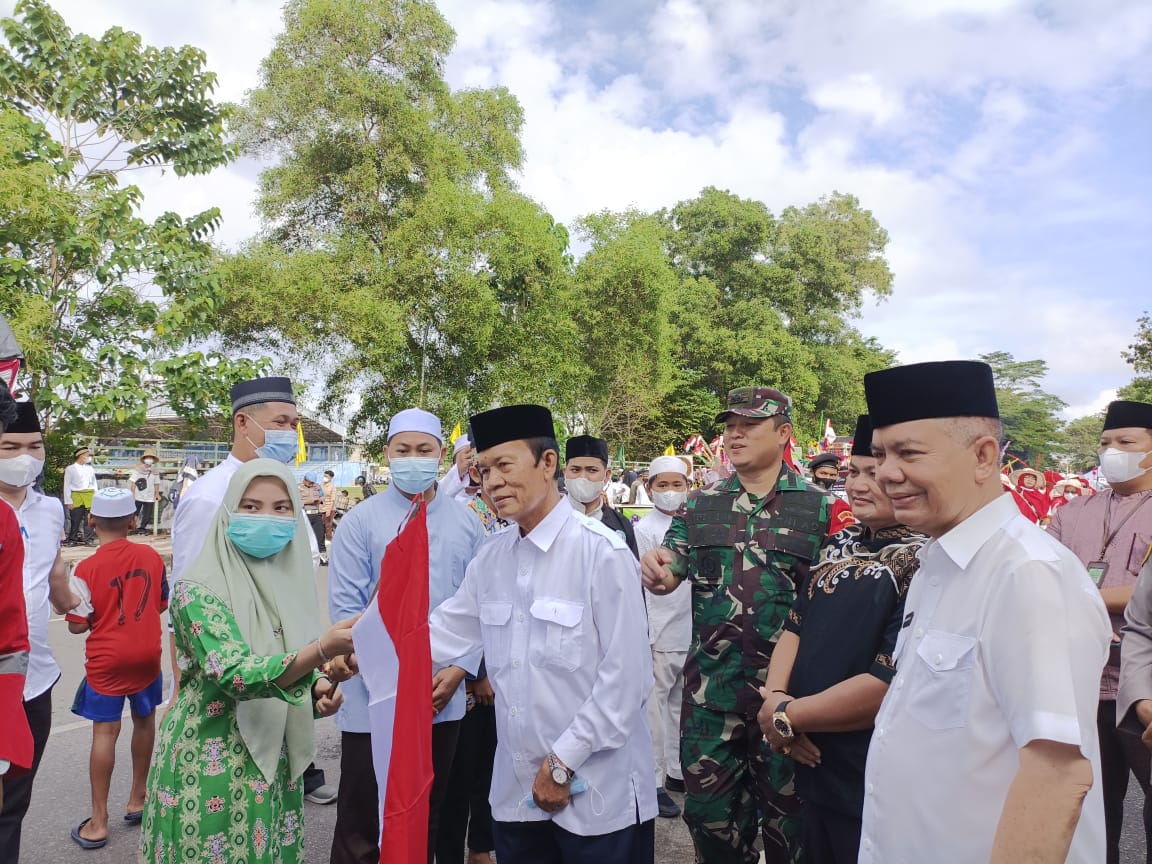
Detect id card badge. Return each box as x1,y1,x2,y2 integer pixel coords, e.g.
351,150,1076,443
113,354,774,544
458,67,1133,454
1087,560,1109,586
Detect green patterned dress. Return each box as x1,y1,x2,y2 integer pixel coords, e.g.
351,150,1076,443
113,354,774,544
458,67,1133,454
140,581,318,864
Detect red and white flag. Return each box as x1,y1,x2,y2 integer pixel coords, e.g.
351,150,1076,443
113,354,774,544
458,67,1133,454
823,418,836,445
351,500,433,864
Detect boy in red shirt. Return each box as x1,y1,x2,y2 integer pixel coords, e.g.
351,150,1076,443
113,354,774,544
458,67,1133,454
65,487,169,849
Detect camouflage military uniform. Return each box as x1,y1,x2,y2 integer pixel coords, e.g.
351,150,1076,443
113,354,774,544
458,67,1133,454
662,388,832,864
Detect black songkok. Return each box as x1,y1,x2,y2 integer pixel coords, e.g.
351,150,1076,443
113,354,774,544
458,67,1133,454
565,435,610,465
469,405,555,452
851,415,874,457
1103,400,1152,431
865,361,999,429
230,376,295,414
7,401,41,434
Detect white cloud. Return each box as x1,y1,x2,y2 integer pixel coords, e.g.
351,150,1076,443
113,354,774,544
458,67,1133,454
4,0,1148,411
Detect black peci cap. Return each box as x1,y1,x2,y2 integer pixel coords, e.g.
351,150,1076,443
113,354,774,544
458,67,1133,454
1103,400,1152,431
230,376,295,414
6,400,41,434
851,415,874,457
565,435,609,464
865,361,999,429
469,405,556,452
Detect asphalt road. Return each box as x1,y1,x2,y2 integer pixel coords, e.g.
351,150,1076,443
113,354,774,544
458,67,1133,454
11,538,1145,862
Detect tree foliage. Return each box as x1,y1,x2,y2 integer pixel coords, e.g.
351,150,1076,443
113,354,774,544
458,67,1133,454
1056,414,1104,474
0,0,265,437
979,351,1066,463
218,0,577,449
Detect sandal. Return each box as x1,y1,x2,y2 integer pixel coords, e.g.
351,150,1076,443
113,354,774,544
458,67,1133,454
124,810,143,824
70,818,108,849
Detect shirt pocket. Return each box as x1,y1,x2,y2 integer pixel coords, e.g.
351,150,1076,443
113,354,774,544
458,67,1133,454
907,630,978,730
478,601,513,669
528,597,584,672
1128,533,1152,577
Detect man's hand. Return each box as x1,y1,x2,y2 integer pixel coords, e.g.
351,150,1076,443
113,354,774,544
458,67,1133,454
473,676,495,707
432,666,467,714
313,678,344,717
326,654,357,683
641,547,680,594
532,757,572,813
454,446,473,474
757,690,791,748
785,734,822,768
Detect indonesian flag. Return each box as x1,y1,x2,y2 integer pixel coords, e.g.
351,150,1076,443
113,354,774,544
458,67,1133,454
351,500,433,864
683,434,705,455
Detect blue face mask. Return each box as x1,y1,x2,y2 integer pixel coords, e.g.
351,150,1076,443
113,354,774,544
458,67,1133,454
243,415,299,464
389,457,441,495
226,513,297,559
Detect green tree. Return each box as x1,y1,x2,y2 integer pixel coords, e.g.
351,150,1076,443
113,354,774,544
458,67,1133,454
979,351,1066,464
1119,313,1152,403
218,0,578,446
1056,414,1104,474
660,187,895,444
0,0,265,437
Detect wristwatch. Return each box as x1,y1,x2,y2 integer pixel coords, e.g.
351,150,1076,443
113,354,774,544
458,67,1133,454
771,700,795,740
547,753,573,786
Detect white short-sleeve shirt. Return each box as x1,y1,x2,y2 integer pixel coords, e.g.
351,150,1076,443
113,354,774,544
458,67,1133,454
7,489,64,699
860,493,1110,864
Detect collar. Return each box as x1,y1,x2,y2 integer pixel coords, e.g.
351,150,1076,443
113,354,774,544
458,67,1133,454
724,463,806,495
931,493,1018,569
519,496,571,553
383,479,439,510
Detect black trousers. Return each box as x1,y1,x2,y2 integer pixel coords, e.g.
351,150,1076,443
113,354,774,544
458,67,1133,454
136,501,156,531
801,805,861,864
0,683,54,864
67,505,93,542
307,512,326,553
1099,700,1152,864
493,817,655,864
331,721,461,864
436,704,497,860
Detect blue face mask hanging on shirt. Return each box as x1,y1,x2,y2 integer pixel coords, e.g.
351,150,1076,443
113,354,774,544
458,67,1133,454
242,414,299,464
226,513,297,559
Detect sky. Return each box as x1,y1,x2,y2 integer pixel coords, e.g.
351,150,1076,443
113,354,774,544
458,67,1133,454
4,0,1151,419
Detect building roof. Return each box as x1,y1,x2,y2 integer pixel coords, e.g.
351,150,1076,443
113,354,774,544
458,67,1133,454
104,413,348,445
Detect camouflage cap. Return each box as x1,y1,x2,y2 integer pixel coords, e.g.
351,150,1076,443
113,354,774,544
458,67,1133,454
714,387,793,424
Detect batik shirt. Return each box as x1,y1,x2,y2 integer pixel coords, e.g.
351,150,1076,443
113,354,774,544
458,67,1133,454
785,523,926,816
662,467,832,715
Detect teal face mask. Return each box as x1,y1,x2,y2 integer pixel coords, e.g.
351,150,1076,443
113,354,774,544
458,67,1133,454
226,513,297,559
389,457,441,495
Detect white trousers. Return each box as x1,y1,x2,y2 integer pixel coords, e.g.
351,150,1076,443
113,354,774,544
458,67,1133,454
647,649,686,784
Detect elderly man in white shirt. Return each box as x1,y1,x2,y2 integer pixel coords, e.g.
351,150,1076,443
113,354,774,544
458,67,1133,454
859,360,1111,864
634,455,692,820
428,404,657,864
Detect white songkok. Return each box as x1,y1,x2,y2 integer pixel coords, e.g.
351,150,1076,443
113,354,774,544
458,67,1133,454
453,434,471,455
388,408,443,444
91,487,137,518
648,455,689,478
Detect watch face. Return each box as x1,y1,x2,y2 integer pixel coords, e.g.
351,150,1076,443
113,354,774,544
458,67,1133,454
773,717,791,737
552,767,569,784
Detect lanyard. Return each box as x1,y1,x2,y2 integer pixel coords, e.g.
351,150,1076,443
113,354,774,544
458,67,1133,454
1098,491,1152,560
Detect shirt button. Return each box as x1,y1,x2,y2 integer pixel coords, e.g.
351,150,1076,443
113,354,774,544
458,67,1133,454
876,728,884,738
867,783,874,794
863,839,872,851
934,654,944,665
512,659,521,668
914,627,924,638
517,613,526,623
896,678,903,689
518,567,528,577
514,752,523,762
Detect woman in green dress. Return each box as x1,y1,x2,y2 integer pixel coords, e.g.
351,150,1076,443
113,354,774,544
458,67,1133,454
141,460,358,864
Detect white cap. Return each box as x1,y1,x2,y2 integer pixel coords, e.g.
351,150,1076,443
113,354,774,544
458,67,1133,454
91,487,137,518
649,455,689,478
388,408,443,444
453,434,471,455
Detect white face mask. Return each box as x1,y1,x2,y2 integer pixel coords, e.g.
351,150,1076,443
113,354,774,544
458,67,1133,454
566,477,606,504
0,454,44,488
652,489,688,513
1099,448,1152,485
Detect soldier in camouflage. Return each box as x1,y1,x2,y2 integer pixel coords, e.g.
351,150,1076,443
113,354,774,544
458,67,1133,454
642,387,835,864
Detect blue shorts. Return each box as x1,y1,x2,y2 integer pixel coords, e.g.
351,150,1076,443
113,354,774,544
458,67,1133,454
71,674,164,722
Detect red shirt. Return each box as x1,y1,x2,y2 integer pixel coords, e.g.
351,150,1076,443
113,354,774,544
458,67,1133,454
66,539,169,696
0,503,32,769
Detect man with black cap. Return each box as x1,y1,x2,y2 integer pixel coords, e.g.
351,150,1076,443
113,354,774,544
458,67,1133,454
641,386,834,864
564,434,638,558
0,400,77,858
806,452,840,492
428,404,658,863
1050,398,1152,862
859,360,1110,863
168,376,335,803
63,446,97,545
759,415,927,864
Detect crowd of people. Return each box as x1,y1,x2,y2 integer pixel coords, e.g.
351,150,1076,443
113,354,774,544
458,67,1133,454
1,364,1151,864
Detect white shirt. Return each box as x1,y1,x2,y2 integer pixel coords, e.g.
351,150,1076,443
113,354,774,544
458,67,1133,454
429,497,658,836
860,494,1110,864
631,484,652,506
635,509,691,652
606,481,629,506
6,489,64,699
172,455,320,587
62,462,97,505
128,464,160,503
